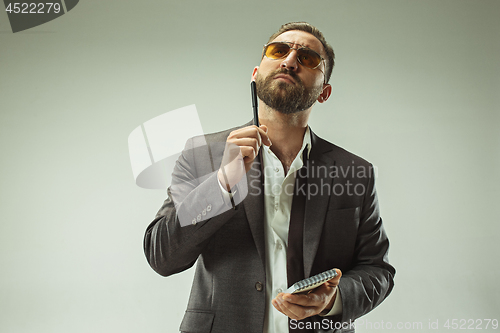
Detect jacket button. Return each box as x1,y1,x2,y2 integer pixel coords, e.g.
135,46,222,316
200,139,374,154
255,282,263,292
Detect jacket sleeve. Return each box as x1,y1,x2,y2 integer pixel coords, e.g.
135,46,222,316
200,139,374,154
337,166,395,324
143,136,246,277
315,166,395,331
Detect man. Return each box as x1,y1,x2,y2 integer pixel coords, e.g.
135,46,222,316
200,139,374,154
144,22,395,333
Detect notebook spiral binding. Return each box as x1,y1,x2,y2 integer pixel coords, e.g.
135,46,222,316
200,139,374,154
284,269,338,294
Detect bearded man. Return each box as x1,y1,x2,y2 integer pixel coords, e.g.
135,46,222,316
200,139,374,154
144,22,395,333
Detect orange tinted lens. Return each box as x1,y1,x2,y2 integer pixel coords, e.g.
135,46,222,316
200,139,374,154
297,49,321,68
265,43,291,59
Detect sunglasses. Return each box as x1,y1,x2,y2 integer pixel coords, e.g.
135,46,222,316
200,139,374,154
263,41,324,70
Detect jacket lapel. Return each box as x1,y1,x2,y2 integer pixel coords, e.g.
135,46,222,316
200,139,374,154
243,153,267,268
303,130,335,278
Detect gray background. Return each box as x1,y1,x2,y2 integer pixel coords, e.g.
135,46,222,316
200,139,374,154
1,0,499,332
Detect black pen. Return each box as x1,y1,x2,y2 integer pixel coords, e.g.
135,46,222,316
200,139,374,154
251,81,259,126
251,80,265,188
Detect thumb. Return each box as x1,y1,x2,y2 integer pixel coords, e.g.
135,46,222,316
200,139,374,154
325,269,342,288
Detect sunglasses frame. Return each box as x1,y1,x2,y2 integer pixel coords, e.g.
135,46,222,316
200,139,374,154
262,41,325,70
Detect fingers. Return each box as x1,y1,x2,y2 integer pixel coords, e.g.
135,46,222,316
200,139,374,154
218,125,271,189
272,293,316,320
227,125,271,150
230,138,259,161
272,291,328,320
272,269,343,320
281,291,325,308
226,125,271,170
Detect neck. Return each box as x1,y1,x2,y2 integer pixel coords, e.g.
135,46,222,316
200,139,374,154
258,100,310,167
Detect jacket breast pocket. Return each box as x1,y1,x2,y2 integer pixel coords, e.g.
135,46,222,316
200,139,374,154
179,310,215,333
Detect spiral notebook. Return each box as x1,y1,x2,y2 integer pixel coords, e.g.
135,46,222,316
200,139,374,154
284,269,338,294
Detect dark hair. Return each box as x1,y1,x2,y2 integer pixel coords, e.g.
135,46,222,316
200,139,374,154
267,22,335,84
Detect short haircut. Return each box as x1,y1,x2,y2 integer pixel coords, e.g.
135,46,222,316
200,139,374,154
267,22,335,84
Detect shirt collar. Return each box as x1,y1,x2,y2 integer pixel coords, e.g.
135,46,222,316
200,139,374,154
262,126,312,160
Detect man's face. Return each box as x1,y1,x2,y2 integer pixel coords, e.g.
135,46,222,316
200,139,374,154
253,30,329,114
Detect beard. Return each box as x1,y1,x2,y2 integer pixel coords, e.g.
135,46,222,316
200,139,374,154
255,68,323,114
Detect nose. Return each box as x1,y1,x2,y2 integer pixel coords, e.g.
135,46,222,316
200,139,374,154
280,49,299,71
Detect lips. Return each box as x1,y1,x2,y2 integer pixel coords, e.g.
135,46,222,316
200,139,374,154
273,73,296,84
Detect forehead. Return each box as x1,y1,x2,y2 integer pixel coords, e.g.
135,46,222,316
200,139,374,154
270,30,324,54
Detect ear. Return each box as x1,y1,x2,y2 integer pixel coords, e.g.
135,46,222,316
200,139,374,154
251,66,259,82
317,84,332,103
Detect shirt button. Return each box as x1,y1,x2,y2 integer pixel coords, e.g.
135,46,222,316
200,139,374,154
277,288,283,294
274,203,279,211
192,218,196,225
197,214,201,222
276,242,282,250
275,167,279,172
255,282,263,292
207,204,212,212
202,208,206,216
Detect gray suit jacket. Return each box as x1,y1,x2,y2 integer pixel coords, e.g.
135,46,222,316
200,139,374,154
144,123,395,333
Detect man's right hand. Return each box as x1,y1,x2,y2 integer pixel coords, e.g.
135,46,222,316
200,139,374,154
217,125,271,191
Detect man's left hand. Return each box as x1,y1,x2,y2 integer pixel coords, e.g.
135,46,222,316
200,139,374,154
272,269,342,320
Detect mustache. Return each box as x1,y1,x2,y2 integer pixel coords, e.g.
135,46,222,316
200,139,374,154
270,69,302,84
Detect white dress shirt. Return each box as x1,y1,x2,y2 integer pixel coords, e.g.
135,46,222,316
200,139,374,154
261,127,311,333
